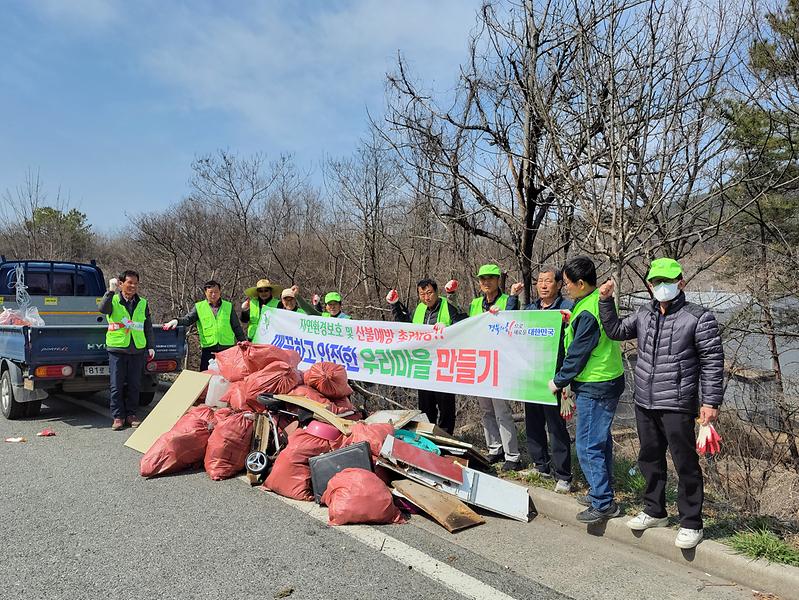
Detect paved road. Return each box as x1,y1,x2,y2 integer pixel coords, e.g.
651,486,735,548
1,393,754,600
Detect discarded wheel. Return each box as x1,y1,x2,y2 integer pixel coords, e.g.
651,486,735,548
246,450,269,475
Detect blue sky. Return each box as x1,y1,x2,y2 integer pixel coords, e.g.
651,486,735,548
0,0,481,230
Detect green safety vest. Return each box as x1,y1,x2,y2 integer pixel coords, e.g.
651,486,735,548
247,297,281,340
469,293,508,317
196,300,236,348
563,289,624,382
413,298,452,325
106,294,148,350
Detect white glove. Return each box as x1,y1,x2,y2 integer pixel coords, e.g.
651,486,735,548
312,294,321,305
444,279,459,293
241,299,250,311
560,389,575,420
108,278,119,292
147,349,155,361
162,319,178,330
386,289,399,304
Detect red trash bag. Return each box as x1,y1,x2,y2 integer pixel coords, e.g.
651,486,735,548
204,412,254,480
343,422,394,460
186,404,217,424
140,414,212,478
304,362,353,399
242,343,301,373
214,344,251,382
330,396,360,420
322,468,405,525
220,381,256,413
263,428,341,501
287,384,331,405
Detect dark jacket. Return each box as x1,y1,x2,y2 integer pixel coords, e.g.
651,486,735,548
599,292,724,413
177,300,247,344
522,295,574,370
98,291,154,354
392,297,467,325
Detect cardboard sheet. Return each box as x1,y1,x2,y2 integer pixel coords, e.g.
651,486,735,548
124,370,212,453
393,479,484,533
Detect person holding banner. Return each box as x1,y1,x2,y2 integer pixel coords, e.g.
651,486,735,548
280,287,306,313
548,256,625,524
468,264,524,472
386,278,467,434
241,278,282,340
297,290,352,319
163,280,246,371
510,267,575,493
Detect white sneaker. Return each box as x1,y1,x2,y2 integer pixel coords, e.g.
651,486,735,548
554,479,573,494
675,528,703,549
626,512,669,531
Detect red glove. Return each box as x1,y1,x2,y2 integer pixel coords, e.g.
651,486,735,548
560,389,575,421
696,423,722,455
560,309,572,324
488,305,500,315
386,289,399,304
444,279,459,293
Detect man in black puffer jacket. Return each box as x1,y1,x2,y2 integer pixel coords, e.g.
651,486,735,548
598,258,723,550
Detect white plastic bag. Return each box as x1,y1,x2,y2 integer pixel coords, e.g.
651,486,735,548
0,307,45,327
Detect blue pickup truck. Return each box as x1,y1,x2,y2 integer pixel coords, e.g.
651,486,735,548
0,259,187,419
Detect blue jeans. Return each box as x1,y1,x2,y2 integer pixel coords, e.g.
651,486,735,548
574,392,620,510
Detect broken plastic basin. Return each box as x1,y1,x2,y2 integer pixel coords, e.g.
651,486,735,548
305,420,342,441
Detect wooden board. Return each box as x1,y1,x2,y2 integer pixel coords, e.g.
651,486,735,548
274,394,353,435
381,435,464,484
393,479,484,533
365,409,424,429
125,370,212,453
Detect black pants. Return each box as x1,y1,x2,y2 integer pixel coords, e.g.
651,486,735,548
635,405,704,529
200,344,234,372
418,389,456,434
108,351,146,419
524,402,572,481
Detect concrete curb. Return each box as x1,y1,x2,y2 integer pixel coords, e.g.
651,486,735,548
528,486,799,600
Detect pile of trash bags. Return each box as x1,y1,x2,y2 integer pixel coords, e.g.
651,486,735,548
140,342,404,526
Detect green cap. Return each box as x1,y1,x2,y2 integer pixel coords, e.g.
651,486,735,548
324,292,342,304
646,258,683,281
476,264,501,277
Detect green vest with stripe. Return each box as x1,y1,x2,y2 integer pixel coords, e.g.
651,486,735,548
563,289,624,382
413,298,452,325
196,300,236,348
106,294,148,350
469,293,508,316
247,297,280,340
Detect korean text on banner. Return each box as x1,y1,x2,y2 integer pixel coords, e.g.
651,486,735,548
254,308,562,405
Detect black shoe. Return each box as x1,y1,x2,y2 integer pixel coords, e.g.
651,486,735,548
488,452,505,465
576,502,620,524
576,495,591,507
500,458,528,472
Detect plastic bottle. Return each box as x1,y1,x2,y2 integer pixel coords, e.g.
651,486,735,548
205,375,230,407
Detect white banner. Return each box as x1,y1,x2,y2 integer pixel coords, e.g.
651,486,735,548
254,308,563,405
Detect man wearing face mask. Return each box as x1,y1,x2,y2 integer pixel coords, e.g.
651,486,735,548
598,258,724,549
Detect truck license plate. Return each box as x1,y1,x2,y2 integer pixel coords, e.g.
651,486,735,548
84,366,110,377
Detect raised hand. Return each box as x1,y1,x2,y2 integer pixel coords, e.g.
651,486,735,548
598,279,615,300
444,279,459,293
386,289,399,304
510,281,524,296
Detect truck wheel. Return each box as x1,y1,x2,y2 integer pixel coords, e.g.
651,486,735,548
24,401,42,417
139,391,156,406
1,371,26,420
